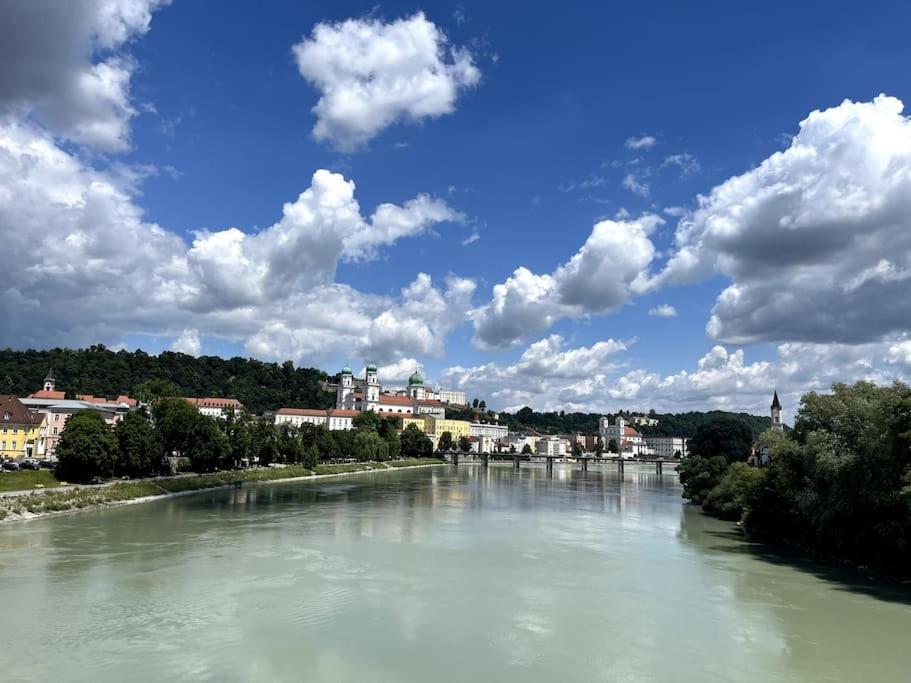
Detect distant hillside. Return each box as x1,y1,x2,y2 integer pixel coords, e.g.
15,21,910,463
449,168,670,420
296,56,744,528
0,345,335,415
498,407,772,438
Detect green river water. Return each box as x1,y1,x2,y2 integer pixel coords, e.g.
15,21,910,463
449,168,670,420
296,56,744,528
0,464,909,682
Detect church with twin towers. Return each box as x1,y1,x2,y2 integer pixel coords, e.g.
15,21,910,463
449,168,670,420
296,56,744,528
334,363,466,416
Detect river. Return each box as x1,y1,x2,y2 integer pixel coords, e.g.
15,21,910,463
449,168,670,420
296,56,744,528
0,464,909,682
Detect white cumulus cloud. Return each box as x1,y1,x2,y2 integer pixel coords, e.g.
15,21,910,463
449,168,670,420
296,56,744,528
625,135,656,150
0,0,169,150
293,12,480,152
472,214,662,349
651,95,911,346
648,304,677,317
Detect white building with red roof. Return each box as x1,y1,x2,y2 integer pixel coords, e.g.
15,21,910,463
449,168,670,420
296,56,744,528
598,416,653,458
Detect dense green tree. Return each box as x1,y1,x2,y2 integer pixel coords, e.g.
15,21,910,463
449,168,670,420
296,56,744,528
332,429,356,459
401,423,433,459
303,444,319,470
607,438,619,453
572,442,583,457
688,417,754,464
437,431,453,452
277,424,304,463
152,398,199,456
352,411,381,432
224,411,254,468
56,410,119,482
354,431,387,461
185,416,230,472
677,455,729,505
478,400,486,411
458,436,471,453
384,430,401,459
115,410,163,477
253,419,278,466
132,378,178,404
521,443,533,455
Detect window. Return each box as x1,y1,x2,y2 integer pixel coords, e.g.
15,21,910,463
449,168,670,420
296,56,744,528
3,411,10,420
53,427,58,435
54,414,59,422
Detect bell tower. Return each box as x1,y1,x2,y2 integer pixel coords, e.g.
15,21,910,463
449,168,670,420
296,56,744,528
43,368,56,393
365,363,380,412
337,365,354,409
771,390,783,431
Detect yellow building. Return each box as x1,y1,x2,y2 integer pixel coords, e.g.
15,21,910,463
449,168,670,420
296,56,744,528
0,395,43,459
401,415,471,440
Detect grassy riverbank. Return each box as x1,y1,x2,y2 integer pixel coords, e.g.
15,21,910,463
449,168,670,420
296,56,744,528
0,470,61,492
0,459,445,522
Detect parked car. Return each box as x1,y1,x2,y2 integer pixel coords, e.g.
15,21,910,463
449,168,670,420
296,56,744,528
39,460,57,470
3,461,20,471
19,459,39,470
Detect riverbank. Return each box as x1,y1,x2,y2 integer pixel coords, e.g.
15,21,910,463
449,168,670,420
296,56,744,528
0,458,446,524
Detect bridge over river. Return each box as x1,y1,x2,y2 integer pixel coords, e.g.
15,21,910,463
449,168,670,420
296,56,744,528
442,452,680,475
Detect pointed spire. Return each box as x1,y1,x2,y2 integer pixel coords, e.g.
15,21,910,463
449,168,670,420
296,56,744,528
771,390,781,410
45,367,55,381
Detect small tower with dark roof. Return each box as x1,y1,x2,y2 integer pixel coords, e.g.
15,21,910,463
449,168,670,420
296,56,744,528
771,390,783,431
43,368,56,393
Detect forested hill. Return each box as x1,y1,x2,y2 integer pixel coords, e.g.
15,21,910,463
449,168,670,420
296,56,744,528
498,407,772,438
0,346,335,415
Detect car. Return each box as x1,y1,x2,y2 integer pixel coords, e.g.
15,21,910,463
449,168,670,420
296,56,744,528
19,459,39,470
38,460,57,470
3,461,20,471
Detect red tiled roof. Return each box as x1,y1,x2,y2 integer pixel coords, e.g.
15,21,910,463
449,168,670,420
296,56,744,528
277,408,328,417
184,397,244,409
29,390,66,400
623,426,640,436
417,399,443,406
377,411,407,419
329,409,359,417
115,395,138,407
379,395,414,406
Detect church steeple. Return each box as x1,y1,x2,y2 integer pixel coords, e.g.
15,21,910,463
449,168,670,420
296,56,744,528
43,368,56,393
770,390,783,431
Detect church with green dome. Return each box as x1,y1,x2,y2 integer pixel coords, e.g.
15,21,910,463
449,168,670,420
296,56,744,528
332,361,463,415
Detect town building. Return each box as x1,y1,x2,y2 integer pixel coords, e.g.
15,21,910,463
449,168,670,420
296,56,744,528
536,436,567,457
630,414,659,427
274,408,358,431
567,433,598,452
183,397,245,419
437,390,467,406
499,434,538,453
644,436,688,459
402,415,472,445
470,422,508,439
19,372,138,458
468,435,498,454
334,365,448,417
599,416,651,458
0,395,43,459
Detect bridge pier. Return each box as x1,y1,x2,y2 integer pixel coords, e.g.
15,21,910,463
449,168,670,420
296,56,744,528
546,457,554,473
656,460,663,475
513,454,521,469
618,458,625,475
481,453,489,468
452,452,459,467
581,458,588,473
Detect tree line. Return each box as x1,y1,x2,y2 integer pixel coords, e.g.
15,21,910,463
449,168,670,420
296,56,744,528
678,381,911,576
496,406,771,438
55,399,437,483
0,345,335,414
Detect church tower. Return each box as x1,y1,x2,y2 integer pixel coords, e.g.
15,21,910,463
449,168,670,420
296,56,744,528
43,368,56,393
365,363,380,412
336,365,353,410
771,390,783,431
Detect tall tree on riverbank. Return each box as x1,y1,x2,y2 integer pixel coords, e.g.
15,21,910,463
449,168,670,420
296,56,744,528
115,410,164,477
401,424,432,459
56,411,119,483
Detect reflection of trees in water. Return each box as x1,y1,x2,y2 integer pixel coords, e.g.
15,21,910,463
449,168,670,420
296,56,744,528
676,506,911,681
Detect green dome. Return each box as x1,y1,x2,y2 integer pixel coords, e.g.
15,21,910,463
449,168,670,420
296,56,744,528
408,370,424,386
341,365,353,376
366,363,377,373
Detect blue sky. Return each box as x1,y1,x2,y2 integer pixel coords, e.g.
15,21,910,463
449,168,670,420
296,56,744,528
2,1,911,415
